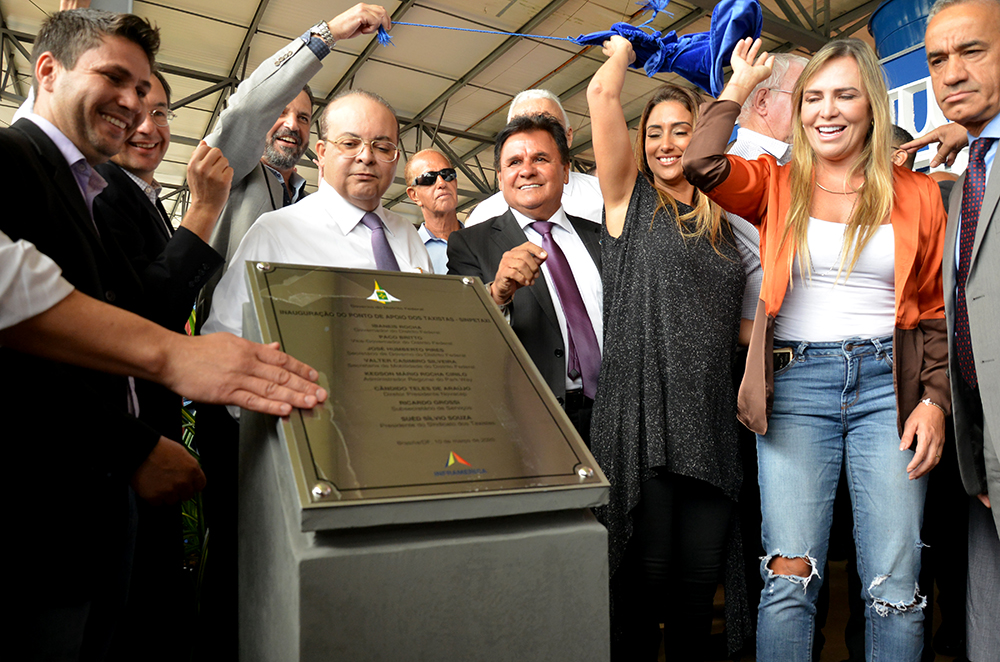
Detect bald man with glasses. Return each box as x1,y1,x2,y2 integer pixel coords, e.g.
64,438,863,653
203,89,431,342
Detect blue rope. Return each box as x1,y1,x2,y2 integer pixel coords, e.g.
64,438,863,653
375,0,673,47
377,22,577,46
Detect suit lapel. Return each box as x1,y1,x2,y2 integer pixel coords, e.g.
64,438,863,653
14,119,104,249
491,210,560,331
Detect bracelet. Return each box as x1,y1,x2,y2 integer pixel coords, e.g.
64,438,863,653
310,21,336,49
920,398,945,414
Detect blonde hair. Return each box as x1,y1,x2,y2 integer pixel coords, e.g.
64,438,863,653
785,38,894,280
635,84,727,251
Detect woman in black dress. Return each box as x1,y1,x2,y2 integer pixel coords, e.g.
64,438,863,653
586,35,746,659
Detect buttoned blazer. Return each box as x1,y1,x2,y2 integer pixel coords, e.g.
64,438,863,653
446,209,602,399
94,162,222,332
945,163,1000,534
0,119,160,599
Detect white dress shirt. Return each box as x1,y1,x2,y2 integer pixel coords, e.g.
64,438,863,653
510,206,604,392
0,231,73,332
466,171,604,227
203,179,433,339
726,127,792,320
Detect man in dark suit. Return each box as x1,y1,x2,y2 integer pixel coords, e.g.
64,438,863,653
0,10,207,659
447,113,603,444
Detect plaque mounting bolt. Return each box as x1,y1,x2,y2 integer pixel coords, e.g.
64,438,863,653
461,277,473,286
311,481,333,498
256,262,273,272
576,465,595,479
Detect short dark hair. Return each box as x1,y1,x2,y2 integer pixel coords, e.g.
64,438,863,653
32,9,159,91
302,84,313,104
318,89,398,142
493,113,570,171
153,69,171,105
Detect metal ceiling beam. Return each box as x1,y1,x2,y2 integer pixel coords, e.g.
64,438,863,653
683,0,830,51
400,0,574,133
325,0,418,102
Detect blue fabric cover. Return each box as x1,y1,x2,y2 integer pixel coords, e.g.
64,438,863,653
573,0,763,96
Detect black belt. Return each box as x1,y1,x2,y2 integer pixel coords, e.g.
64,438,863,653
560,388,593,413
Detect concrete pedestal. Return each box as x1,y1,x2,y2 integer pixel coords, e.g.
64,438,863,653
238,408,610,661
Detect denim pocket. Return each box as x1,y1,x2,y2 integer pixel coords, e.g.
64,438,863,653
773,354,798,377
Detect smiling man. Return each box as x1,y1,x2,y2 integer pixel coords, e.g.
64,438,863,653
447,113,603,444
0,9,210,658
203,89,431,342
405,149,463,274
924,1,1000,659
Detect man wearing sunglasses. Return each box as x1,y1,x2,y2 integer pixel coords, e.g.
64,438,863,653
405,149,462,275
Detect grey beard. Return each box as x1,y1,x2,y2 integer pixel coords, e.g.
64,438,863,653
263,139,305,171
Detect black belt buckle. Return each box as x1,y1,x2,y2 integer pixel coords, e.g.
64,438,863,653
773,347,794,372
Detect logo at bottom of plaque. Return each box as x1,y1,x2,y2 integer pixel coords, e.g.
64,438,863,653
435,451,487,477
367,280,400,305
445,451,470,468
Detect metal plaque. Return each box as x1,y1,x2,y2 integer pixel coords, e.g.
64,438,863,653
244,264,608,530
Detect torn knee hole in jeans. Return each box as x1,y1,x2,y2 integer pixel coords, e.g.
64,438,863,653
869,580,927,617
762,552,820,592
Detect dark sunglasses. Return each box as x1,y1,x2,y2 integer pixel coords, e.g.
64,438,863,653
412,168,457,187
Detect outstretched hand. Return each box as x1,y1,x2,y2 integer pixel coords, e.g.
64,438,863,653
900,123,968,168
161,333,328,416
602,35,636,65
721,37,774,106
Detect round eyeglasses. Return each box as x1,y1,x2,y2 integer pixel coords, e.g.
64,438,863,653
326,137,399,163
149,108,176,127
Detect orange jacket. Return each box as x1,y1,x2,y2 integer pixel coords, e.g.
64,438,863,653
684,100,949,433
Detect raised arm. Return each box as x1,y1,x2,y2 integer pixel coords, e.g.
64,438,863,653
587,36,639,238
683,38,774,205
206,3,390,182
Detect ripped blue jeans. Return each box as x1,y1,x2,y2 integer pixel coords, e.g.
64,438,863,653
756,337,927,662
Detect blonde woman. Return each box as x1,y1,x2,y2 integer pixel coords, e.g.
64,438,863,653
683,38,948,661
587,35,746,660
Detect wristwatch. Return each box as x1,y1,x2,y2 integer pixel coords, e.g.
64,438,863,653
310,21,336,49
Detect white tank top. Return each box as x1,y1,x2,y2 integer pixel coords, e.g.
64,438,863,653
774,218,896,341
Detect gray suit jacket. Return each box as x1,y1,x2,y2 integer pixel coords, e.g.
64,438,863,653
945,157,1000,535
198,37,324,324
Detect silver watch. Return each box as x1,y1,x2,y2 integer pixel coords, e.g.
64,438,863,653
310,21,336,49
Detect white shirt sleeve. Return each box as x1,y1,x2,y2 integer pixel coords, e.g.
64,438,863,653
0,230,74,331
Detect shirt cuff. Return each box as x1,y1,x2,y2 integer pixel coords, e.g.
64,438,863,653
299,30,331,60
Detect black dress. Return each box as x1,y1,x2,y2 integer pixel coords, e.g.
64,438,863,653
591,173,748,650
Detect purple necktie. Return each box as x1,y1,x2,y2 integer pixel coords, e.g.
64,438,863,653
956,137,995,388
531,221,600,399
360,211,400,271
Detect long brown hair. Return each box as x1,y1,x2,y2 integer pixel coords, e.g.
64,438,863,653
634,84,726,250
785,39,895,280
